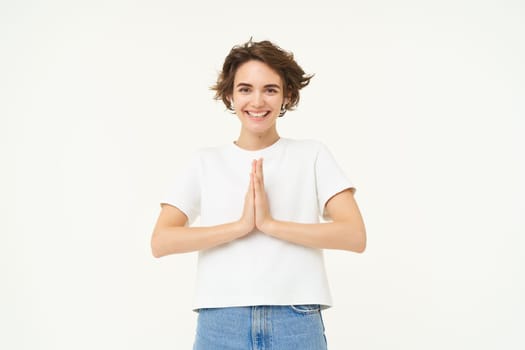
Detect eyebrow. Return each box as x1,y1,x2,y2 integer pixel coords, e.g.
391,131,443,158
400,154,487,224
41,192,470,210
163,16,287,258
235,82,282,89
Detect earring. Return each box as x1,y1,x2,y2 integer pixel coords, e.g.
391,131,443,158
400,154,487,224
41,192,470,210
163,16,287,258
278,104,287,117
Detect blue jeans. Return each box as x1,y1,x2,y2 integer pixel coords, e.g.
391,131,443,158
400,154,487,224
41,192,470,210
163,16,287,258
193,305,328,350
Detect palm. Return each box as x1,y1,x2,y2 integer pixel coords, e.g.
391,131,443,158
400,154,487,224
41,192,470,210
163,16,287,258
238,158,273,235
239,163,256,234
253,158,272,231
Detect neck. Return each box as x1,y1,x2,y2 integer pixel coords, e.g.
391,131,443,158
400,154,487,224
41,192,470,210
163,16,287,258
235,130,280,151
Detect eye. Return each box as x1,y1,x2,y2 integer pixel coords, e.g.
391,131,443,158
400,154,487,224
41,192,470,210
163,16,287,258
266,88,278,94
238,87,251,93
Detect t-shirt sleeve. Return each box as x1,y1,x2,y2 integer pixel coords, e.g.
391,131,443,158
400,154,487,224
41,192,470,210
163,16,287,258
315,142,355,220
160,152,201,225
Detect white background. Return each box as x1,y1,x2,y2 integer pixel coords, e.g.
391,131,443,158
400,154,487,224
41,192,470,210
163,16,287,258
2,0,524,349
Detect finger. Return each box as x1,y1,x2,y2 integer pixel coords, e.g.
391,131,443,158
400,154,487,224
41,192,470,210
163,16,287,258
249,161,255,191
247,165,255,198
256,158,264,183
253,169,263,196
253,159,258,179
250,171,255,195
253,168,259,189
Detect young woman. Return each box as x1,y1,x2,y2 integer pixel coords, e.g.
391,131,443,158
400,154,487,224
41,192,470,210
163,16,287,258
151,39,366,350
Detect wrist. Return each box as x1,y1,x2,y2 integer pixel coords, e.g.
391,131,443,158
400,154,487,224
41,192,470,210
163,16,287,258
259,218,277,235
234,219,253,237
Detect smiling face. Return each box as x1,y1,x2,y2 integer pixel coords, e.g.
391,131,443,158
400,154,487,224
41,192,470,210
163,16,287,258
231,60,287,138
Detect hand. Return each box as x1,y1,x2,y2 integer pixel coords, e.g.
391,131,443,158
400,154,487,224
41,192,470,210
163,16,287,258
236,160,256,236
253,158,274,232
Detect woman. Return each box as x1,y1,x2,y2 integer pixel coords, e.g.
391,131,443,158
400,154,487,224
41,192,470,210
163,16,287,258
151,39,366,350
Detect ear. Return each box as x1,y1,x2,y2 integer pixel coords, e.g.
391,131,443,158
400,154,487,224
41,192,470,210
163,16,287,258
228,96,235,110
285,91,292,105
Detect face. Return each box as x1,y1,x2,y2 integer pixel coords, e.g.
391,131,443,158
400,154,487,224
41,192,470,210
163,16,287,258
231,60,287,136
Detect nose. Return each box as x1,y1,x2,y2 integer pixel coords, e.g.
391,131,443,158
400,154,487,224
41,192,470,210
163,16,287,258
251,91,264,108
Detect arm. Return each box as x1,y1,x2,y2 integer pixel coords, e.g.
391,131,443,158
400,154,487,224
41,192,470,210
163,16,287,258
253,158,366,252
151,168,256,257
261,189,366,252
150,205,242,257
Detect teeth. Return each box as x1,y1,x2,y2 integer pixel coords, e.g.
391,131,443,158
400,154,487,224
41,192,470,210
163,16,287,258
247,111,268,118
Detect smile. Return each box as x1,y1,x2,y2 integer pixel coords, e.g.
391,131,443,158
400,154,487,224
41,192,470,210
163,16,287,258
246,111,270,118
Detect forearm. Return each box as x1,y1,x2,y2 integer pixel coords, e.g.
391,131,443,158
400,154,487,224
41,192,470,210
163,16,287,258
262,220,366,252
151,221,246,257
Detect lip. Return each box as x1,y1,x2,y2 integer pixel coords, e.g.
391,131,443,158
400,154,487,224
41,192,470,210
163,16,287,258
244,110,271,121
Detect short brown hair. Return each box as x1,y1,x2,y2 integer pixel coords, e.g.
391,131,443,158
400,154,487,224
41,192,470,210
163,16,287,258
212,39,313,113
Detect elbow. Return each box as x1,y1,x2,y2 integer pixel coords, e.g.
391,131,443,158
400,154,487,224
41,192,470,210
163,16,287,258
337,220,366,253
356,229,367,253
353,220,367,253
150,234,165,258
355,237,366,253
152,249,163,259
346,227,366,253
151,246,163,259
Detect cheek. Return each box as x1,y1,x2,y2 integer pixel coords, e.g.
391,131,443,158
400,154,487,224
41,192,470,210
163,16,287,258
232,93,248,105
271,96,285,107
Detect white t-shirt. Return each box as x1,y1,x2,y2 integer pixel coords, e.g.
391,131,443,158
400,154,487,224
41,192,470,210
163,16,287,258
161,138,354,311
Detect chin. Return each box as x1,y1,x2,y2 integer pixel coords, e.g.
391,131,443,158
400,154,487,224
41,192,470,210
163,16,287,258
244,122,275,134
